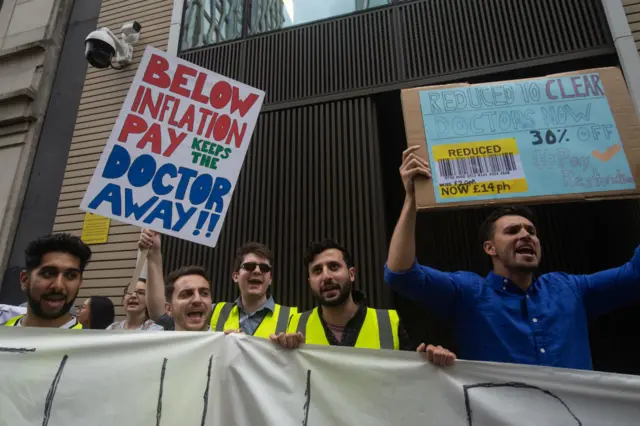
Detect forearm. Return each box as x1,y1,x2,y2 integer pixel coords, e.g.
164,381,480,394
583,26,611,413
387,195,418,272
146,251,166,321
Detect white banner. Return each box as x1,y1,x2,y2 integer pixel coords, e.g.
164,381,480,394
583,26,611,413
1,328,639,425
80,47,265,247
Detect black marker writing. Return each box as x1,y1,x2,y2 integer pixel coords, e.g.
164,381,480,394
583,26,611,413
201,355,213,426
43,355,68,426
302,370,311,426
463,382,582,426
156,358,168,426
0,346,36,354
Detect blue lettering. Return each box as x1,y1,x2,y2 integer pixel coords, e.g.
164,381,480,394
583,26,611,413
172,203,196,231
189,174,213,205
124,188,158,220
205,177,232,212
143,199,173,229
152,163,178,196
103,145,130,179
175,167,198,200
127,154,157,187
88,183,122,216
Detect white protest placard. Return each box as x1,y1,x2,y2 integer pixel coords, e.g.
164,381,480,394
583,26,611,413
80,46,265,247
1,328,640,425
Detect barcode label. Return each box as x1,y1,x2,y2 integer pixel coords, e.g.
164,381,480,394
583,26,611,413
437,153,517,179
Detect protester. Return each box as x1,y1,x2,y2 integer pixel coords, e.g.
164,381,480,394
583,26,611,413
384,145,640,370
278,239,455,366
77,296,115,329
106,279,163,330
139,229,296,336
211,242,296,337
163,266,213,331
2,233,91,328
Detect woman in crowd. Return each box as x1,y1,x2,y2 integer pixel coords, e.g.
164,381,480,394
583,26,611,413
106,279,163,331
77,296,115,329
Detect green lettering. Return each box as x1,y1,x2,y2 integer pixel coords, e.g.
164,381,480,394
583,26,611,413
199,153,212,168
191,138,203,150
221,147,232,159
191,151,201,163
202,141,210,152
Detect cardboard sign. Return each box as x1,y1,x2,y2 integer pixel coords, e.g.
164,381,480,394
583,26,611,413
401,67,640,209
80,47,265,247
2,328,640,425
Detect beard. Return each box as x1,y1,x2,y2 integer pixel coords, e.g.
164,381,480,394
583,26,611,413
26,287,77,320
312,280,352,307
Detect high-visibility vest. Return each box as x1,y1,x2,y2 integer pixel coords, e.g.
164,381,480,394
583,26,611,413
288,307,400,350
210,302,297,338
3,314,83,329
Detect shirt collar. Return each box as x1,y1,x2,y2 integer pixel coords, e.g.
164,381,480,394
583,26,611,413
235,295,275,314
487,271,538,293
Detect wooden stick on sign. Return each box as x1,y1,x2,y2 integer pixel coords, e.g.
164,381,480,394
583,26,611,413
128,248,149,293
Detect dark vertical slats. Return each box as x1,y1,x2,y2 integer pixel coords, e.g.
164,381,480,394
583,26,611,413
163,98,388,310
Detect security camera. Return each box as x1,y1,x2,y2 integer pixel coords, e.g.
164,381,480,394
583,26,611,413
85,21,142,69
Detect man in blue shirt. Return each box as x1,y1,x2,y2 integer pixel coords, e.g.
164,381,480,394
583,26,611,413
384,145,640,370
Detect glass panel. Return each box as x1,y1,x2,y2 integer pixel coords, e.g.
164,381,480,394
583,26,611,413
250,0,392,35
180,0,244,50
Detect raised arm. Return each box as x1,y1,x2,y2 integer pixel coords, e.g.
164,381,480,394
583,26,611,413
138,229,166,321
579,245,640,318
387,146,431,272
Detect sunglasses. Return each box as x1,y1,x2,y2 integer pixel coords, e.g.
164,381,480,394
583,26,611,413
240,262,272,273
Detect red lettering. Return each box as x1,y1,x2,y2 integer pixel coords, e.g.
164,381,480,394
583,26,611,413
210,81,232,109
142,54,171,89
230,87,259,117
558,79,574,99
168,99,181,127
212,115,231,141
164,129,188,157
546,80,557,100
583,75,595,97
177,104,196,133
197,107,214,135
170,64,197,98
191,73,210,104
205,112,219,139
159,95,178,122
118,114,148,143
227,120,247,148
571,76,585,98
136,123,163,154
131,85,146,113
591,75,604,96
139,89,164,120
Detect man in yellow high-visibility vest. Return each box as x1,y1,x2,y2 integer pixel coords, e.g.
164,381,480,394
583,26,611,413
140,230,296,337
2,233,91,329
273,239,456,366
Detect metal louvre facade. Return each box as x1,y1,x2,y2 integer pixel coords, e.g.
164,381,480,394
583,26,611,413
165,0,624,325
163,98,390,310
179,0,613,107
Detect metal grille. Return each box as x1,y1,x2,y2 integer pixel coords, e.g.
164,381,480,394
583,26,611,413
162,97,389,311
180,0,612,107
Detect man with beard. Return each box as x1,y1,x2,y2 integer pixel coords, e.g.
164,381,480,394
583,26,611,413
2,233,91,328
384,145,640,370
279,239,456,366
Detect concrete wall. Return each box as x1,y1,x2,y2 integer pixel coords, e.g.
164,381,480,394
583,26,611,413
0,0,74,289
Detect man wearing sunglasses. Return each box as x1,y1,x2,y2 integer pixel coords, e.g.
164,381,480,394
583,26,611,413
210,242,297,338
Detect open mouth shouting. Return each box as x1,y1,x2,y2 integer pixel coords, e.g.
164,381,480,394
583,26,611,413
185,308,206,324
321,283,341,299
41,293,66,311
247,278,263,288
515,243,537,260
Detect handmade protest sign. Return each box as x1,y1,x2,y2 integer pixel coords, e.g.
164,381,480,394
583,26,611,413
80,46,265,247
401,67,640,209
1,328,640,425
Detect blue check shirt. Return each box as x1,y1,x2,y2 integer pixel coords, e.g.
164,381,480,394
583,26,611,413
384,246,640,370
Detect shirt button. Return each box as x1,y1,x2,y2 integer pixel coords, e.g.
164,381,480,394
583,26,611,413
540,348,545,354
503,279,508,283
533,318,538,323
502,286,506,290
526,295,529,299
